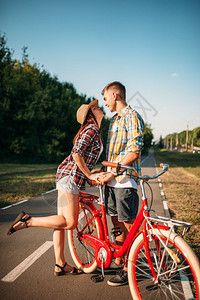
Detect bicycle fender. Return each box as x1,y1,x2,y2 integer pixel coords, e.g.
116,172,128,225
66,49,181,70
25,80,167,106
124,230,142,268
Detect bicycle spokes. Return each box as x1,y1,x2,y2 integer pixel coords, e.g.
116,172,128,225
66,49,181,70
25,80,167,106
128,230,199,299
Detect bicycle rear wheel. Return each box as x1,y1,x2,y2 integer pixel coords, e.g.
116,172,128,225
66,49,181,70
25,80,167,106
128,229,200,300
68,201,101,273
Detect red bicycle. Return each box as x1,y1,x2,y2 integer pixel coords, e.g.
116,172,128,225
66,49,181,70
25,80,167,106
68,162,200,299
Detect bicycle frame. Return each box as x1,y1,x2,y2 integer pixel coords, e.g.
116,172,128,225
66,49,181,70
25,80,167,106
79,163,193,277
79,177,171,280
70,163,200,299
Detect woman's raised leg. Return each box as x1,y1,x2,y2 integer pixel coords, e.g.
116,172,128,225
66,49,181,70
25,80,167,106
10,191,80,231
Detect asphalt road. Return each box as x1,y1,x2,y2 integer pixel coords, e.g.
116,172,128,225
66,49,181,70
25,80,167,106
0,150,166,300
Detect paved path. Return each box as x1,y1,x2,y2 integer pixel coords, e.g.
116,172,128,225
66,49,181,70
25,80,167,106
0,150,167,300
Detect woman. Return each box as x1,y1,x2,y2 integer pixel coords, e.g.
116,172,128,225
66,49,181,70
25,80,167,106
7,99,104,276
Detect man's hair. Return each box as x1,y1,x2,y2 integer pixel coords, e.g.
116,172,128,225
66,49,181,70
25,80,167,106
101,81,126,100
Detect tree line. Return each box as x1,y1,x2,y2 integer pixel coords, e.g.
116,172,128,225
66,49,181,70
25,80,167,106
158,127,200,149
0,33,153,163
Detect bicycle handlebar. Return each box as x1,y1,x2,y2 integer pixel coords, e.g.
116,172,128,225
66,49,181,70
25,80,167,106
102,161,169,180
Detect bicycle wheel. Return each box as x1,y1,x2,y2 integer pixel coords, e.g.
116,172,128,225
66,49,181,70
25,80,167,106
128,229,200,300
68,201,102,273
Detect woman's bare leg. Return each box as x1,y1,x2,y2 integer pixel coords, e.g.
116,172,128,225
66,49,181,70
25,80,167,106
53,229,65,265
53,191,80,273
57,190,80,229
10,190,81,273
12,191,80,231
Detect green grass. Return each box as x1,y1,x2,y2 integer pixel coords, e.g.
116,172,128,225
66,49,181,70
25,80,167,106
0,164,57,208
154,147,200,259
154,148,200,166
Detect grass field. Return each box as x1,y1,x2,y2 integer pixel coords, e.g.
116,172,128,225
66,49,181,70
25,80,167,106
154,148,200,259
0,164,57,208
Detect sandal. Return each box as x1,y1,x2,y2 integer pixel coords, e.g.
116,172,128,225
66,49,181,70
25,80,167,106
54,263,82,276
7,211,31,235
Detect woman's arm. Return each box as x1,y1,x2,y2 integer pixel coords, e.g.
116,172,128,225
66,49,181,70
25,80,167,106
72,153,103,182
72,153,91,178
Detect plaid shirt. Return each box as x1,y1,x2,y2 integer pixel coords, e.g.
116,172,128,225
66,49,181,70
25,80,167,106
56,124,102,189
106,106,144,183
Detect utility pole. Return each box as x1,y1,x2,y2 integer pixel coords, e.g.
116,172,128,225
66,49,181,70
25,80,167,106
176,133,178,149
191,137,194,152
170,136,173,151
186,124,189,152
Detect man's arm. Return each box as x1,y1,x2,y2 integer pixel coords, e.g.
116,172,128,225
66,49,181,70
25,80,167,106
119,152,139,166
98,152,139,185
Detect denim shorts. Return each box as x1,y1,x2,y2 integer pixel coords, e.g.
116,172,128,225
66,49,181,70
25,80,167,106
105,186,139,222
56,176,79,195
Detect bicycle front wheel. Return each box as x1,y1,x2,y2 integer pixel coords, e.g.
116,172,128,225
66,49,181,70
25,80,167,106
128,229,200,300
68,201,101,273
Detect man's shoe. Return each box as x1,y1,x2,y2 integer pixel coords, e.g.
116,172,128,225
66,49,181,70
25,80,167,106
107,270,128,286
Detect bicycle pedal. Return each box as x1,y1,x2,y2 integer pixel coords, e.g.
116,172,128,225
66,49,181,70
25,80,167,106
91,274,104,282
111,227,122,237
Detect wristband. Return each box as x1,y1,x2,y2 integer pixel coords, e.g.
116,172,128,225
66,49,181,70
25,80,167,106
110,171,117,176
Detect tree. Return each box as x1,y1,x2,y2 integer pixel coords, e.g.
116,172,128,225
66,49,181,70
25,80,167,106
142,124,154,155
158,135,164,149
0,33,16,158
164,127,200,150
0,33,109,163
193,127,200,147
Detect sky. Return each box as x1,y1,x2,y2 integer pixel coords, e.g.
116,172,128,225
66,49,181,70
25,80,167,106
0,0,200,141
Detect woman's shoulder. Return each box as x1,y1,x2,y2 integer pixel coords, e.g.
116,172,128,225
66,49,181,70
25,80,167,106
77,124,100,140
82,124,99,133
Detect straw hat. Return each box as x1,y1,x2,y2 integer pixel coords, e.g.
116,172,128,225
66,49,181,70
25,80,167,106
76,100,98,124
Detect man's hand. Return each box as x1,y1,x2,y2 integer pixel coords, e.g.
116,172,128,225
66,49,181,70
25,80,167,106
98,172,115,185
88,172,105,184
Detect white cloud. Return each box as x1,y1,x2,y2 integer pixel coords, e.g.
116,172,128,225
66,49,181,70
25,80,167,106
171,72,178,77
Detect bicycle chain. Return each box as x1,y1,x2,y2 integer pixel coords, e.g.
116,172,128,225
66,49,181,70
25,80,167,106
78,236,95,258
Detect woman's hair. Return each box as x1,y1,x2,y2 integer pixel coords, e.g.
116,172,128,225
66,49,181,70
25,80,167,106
73,108,98,144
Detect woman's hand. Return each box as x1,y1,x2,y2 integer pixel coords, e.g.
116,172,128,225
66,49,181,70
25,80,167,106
97,172,115,185
88,172,105,184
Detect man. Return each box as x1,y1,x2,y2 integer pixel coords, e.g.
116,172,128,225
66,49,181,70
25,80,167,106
99,81,144,286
